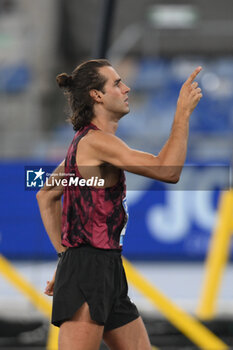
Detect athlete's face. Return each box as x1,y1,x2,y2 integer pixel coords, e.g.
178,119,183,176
98,66,130,117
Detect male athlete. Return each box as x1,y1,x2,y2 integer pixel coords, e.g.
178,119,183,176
37,59,202,350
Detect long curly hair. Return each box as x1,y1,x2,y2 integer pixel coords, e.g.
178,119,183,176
56,59,111,131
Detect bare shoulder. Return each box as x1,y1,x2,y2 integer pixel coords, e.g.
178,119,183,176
77,128,130,166
82,128,128,149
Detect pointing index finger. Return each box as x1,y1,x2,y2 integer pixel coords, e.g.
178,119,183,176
186,66,202,84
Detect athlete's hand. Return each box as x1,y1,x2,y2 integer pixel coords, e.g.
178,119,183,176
177,66,203,117
44,270,56,296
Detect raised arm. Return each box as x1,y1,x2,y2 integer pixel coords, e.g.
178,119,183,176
87,67,203,183
36,160,67,254
157,66,203,167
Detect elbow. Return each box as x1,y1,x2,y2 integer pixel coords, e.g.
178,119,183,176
36,189,41,201
36,188,50,203
156,160,181,183
167,174,180,184
153,171,180,184
36,189,44,203
165,168,181,183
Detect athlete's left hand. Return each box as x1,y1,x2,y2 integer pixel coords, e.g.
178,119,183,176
44,270,56,296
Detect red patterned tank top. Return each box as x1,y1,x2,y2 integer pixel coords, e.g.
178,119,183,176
61,123,128,250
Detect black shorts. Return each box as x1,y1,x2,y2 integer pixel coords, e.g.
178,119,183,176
52,245,139,331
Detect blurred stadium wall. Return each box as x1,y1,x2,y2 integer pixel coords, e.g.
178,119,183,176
1,0,233,158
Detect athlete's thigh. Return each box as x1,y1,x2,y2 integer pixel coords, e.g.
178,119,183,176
103,316,151,350
59,302,104,350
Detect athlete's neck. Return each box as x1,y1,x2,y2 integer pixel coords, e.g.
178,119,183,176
91,118,119,134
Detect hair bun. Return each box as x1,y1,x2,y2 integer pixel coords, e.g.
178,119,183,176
56,73,73,88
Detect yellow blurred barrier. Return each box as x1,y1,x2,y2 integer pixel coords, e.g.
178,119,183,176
47,324,59,350
0,255,58,349
123,257,229,350
197,189,233,320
